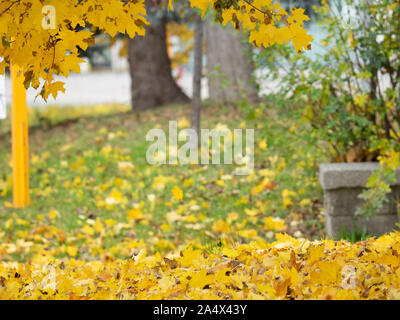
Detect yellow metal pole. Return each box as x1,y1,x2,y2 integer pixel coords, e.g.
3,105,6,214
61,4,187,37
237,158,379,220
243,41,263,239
11,63,30,208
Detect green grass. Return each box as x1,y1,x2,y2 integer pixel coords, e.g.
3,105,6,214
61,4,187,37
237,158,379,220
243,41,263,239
0,102,328,262
337,225,372,243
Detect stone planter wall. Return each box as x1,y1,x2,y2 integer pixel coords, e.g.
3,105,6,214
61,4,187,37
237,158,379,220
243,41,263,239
319,163,400,238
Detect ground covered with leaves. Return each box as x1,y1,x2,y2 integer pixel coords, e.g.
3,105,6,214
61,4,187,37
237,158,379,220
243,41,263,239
0,104,398,299
1,233,400,299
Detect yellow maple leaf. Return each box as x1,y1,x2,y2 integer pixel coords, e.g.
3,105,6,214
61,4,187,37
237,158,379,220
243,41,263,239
172,186,183,201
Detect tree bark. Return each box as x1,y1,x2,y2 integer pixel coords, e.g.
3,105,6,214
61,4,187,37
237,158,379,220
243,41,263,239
191,13,203,139
127,2,189,112
206,21,258,104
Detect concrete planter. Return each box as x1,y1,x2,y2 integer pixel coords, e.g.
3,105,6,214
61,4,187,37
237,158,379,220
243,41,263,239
319,163,400,238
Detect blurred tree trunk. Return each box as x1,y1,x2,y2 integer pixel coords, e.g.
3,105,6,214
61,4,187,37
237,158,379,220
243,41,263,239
127,2,189,112
191,13,203,139
206,22,258,104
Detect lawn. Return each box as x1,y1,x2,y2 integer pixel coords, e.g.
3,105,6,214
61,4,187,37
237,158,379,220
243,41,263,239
0,102,326,263
2,103,400,300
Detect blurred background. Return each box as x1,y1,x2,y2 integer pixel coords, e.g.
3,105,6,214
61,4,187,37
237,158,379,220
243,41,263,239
2,0,323,108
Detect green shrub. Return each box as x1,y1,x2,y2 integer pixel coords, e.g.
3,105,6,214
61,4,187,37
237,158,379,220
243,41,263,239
261,0,400,163
259,0,400,218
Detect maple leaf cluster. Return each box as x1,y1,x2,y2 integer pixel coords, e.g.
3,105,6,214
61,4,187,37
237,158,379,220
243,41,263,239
0,0,148,100
189,0,313,52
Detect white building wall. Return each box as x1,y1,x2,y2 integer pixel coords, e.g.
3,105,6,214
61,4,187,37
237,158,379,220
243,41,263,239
111,40,129,72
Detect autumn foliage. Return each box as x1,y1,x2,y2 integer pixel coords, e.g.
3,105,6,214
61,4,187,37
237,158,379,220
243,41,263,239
6,0,399,302
0,0,313,99
0,104,398,300
1,233,400,300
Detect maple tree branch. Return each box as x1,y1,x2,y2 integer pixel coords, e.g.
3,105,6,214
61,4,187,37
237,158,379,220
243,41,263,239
0,0,20,17
242,0,266,15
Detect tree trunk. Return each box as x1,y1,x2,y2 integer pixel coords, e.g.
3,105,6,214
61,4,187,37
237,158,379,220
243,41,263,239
127,3,189,112
206,21,258,104
191,13,203,139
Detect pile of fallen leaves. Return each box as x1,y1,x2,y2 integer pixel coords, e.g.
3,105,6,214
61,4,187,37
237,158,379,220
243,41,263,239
1,233,399,300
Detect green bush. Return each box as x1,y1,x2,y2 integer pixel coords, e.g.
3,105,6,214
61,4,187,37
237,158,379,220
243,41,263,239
258,0,400,218
261,0,400,163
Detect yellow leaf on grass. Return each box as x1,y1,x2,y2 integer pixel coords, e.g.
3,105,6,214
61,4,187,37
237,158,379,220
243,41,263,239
127,208,144,221
172,186,183,201
212,219,230,233
66,245,78,257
